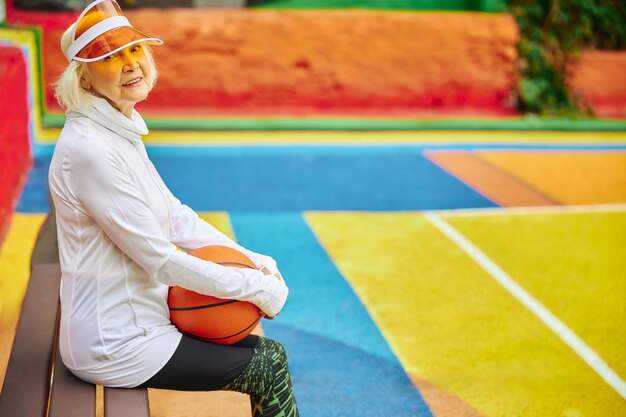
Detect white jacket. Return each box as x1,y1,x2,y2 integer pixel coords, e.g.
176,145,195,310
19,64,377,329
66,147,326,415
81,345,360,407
48,97,288,387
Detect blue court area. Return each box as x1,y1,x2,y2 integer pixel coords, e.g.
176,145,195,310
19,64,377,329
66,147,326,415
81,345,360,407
17,146,496,213
231,212,432,416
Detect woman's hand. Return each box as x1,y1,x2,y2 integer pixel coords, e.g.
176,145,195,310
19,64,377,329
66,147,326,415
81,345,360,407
259,267,284,319
248,252,283,278
261,266,283,281
260,310,279,320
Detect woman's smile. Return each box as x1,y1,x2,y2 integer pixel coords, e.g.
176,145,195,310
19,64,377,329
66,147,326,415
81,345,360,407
122,77,144,88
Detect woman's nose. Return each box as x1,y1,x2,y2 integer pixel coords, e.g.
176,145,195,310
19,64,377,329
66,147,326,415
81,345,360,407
121,51,139,70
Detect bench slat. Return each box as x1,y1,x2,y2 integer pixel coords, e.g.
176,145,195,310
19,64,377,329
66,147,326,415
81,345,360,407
49,345,96,417
0,263,62,417
104,387,150,417
1,213,151,417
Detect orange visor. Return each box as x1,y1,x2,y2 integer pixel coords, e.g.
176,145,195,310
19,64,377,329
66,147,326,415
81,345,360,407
65,0,163,62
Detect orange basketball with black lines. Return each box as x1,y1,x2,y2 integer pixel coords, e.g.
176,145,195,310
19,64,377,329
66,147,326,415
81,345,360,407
168,245,261,345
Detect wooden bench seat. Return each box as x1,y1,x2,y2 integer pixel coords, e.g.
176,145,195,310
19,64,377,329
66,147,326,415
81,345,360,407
0,211,150,417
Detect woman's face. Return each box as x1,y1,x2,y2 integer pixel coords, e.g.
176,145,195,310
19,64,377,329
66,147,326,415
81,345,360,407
82,43,152,117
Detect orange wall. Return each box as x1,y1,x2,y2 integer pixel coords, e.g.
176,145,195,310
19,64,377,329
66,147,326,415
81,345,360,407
13,6,623,119
43,10,521,117
568,50,626,119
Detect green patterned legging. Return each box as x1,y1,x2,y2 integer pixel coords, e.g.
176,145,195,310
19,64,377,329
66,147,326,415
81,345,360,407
222,337,300,417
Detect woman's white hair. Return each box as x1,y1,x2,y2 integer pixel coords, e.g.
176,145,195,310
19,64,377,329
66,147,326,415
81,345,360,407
54,23,159,112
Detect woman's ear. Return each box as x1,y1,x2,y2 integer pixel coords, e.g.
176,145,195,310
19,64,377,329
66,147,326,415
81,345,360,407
80,77,91,91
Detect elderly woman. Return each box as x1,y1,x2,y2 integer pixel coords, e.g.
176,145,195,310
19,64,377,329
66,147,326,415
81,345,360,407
48,1,299,415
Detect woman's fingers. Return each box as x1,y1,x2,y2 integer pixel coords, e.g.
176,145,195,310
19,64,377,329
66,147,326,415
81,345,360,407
260,309,279,320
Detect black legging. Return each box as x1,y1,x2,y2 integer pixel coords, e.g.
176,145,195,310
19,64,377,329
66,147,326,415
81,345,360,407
138,334,299,417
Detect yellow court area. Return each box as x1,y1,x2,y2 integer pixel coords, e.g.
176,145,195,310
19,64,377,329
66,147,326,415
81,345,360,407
0,214,46,327
444,210,626,379
0,214,46,397
198,213,235,239
306,209,626,417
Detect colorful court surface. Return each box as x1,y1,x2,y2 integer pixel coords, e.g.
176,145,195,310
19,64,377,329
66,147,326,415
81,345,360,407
2,131,625,417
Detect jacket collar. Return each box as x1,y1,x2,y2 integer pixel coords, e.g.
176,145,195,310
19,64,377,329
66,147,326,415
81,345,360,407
68,96,148,145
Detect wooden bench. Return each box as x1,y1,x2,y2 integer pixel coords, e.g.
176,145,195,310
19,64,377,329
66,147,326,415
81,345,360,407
0,210,150,417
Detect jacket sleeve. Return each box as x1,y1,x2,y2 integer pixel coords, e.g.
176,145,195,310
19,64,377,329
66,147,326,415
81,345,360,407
140,149,281,276
69,141,287,317
165,186,280,272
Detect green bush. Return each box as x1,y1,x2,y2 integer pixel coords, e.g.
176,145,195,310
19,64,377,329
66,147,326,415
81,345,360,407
510,0,626,115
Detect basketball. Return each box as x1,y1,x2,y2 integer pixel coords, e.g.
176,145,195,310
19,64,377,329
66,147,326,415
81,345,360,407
168,245,262,345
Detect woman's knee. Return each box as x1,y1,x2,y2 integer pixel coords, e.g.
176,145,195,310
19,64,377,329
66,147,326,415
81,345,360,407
259,338,288,363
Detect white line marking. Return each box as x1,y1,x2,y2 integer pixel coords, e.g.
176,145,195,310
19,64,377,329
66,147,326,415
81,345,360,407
424,212,626,399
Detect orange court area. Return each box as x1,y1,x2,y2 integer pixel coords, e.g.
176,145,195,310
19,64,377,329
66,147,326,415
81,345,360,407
426,150,626,207
474,151,626,205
